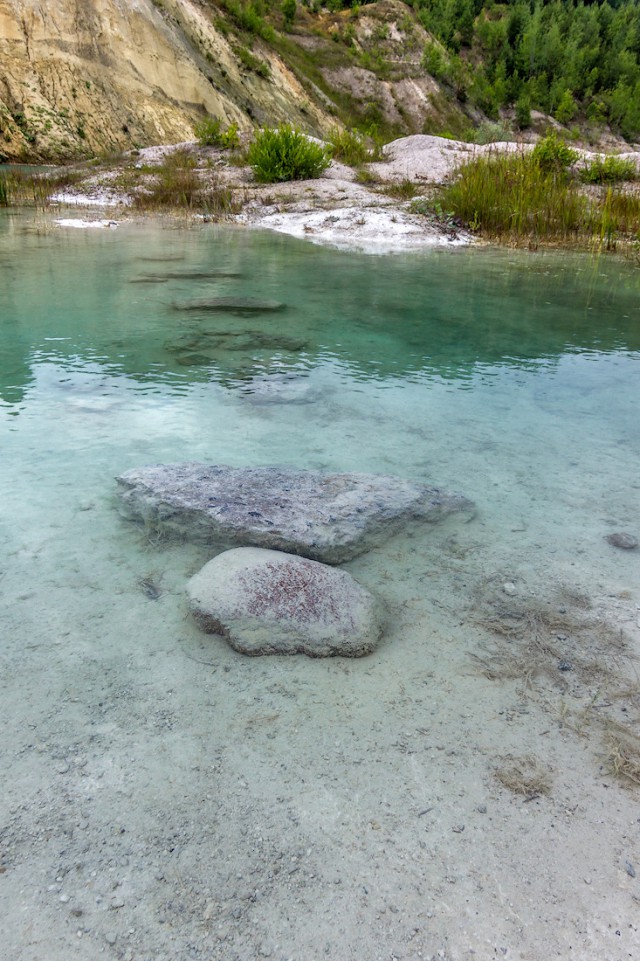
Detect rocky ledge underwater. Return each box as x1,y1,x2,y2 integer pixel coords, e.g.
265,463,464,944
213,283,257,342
115,463,475,657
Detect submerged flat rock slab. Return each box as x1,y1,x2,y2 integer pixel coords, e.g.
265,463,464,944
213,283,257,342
187,547,382,657
116,463,474,563
173,297,286,312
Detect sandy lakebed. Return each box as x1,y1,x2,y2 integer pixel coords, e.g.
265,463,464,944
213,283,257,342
2,135,640,961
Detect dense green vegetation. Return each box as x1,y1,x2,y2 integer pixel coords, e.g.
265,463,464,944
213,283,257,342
431,133,640,246
194,117,241,149
247,124,332,181
417,0,640,139
290,0,640,140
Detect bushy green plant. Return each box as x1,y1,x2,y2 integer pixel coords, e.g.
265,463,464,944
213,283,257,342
472,120,513,145
422,42,447,80
531,133,578,173
194,117,240,149
247,125,331,182
237,45,271,78
328,127,370,166
218,0,275,41
555,90,577,124
281,0,296,29
515,94,531,130
580,155,638,184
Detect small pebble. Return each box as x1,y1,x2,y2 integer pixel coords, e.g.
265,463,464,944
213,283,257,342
452,824,465,833
502,582,517,596
59,894,70,903
476,804,487,814
557,660,573,672
625,861,636,878
606,532,638,550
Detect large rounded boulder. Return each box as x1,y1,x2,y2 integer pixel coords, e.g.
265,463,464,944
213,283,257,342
186,547,383,657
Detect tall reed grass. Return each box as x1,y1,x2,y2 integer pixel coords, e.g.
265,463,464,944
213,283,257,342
131,149,238,215
0,168,82,207
435,148,640,249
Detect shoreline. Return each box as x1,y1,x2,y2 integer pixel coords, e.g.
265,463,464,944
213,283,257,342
4,132,640,254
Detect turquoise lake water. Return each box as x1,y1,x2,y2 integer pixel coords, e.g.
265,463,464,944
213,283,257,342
2,213,639,500
2,211,639,609
2,211,640,961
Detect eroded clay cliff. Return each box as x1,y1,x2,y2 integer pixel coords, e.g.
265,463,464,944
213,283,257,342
0,0,333,160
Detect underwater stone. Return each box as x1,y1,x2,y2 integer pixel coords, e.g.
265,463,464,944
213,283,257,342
186,547,382,657
116,463,475,563
606,532,638,550
173,297,286,312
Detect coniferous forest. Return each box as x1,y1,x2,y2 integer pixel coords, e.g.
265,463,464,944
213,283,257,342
415,0,640,138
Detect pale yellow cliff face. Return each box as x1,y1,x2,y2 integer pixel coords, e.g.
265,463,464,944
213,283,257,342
0,0,330,160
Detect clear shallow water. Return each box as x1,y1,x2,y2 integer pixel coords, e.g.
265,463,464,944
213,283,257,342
1,211,639,592
2,211,640,961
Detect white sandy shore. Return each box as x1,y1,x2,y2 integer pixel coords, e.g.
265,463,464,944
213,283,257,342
46,133,640,252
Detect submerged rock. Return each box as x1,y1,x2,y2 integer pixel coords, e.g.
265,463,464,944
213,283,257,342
116,463,474,563
165,329,308,366
173,297,286,313
606,532,638,550
187,547,382,656
130,270,243,283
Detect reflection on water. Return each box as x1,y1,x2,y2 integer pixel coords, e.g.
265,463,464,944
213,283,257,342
0,211,638,579
1,213,640,413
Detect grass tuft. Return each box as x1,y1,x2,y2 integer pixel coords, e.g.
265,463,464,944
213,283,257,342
435,145,640,249
580,154,638,184
494,755,553,799
131,149,238,215
194,117,240,149
328,128,372,166
0,167,82,207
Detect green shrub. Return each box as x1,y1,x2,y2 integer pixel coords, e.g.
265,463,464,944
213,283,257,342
471,120,513,145
515,94,531,130
531,132,578,173
237,45,271,78
555,90,577,124
281,0,296,29
218,0,275,42
580,154,638,184
247,124,331,182
0,174,7,206
327,127,370,166
194,117,240,149
422,42,447,81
